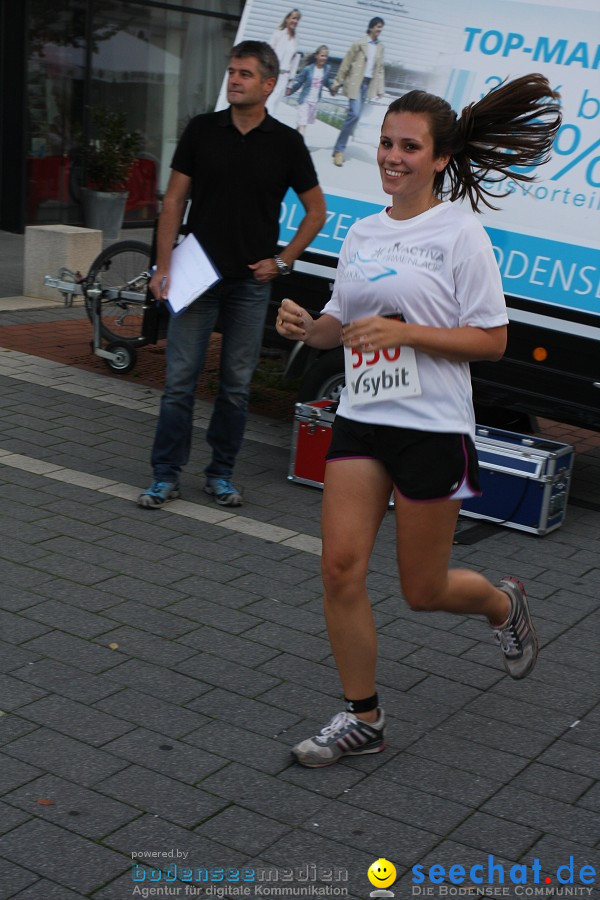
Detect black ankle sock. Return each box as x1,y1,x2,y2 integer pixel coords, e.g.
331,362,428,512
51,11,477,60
344,693,378,714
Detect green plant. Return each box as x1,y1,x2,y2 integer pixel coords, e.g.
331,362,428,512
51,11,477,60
84,106,143,192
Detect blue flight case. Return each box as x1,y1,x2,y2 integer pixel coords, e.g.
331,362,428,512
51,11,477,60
460,425,574,535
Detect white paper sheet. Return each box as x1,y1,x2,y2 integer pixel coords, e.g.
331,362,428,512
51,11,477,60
166,233,221,316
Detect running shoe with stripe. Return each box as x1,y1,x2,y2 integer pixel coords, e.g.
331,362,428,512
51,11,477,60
493,577,539,679
292,708,385,767
137,480,180,509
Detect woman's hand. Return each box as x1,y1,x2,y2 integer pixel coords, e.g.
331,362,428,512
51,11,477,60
341,316,405,352
276,298,313,340
342,317,507,362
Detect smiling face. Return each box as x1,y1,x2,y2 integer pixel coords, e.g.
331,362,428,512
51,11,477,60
377,111,449,216
285,11,301,33
368,859,397,889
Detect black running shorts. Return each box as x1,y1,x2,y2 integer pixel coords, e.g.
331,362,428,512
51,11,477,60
325,415,481,501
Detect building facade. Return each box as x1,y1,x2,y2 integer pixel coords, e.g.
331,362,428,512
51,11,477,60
0,0,244,233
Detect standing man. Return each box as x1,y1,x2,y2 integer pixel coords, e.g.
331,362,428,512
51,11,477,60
138,41,326,510
331,17,385,167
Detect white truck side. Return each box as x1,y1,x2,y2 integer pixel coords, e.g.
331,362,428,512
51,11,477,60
230,0,600,430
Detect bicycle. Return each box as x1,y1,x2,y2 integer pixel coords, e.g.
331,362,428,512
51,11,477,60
46,238,167,374
84,238,168,373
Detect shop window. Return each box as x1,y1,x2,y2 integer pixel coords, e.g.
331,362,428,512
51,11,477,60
25,0,242,226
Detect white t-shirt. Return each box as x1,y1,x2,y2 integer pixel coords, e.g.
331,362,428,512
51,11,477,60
364,40,377,79
322,201,508,437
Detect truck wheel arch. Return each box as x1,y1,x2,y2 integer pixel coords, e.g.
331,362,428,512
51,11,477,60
297,347,345,402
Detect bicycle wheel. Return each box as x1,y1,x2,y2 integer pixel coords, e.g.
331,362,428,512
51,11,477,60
85,240,152,345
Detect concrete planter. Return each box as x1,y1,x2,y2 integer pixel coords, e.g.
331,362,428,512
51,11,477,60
82,188,128,241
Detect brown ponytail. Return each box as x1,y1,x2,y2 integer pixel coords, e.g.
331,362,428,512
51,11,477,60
384,74,562,212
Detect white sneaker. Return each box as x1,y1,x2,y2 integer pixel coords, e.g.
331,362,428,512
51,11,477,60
292,709,385,768
493,577,539,679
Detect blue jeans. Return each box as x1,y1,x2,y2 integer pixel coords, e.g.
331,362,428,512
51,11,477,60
334,78,370,154
151,277,271,483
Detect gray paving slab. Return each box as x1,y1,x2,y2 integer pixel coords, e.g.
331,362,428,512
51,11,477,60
167,596,265,631
20,630,128,673
375,751,505,807
2,726,128,787
482,785,600,846
3,772,141,839
403,673,481,709
9,879,86,899
184,720,293,776
257,830,379,899
198,762,330,825
448,810,542,858
100,658,211,704
302,798,441,865
178,625,281,667
104,811,248,865
562,717,600,751
96,764,228,827
0,799,30,835
19,598,119,638
0,673,48,711
0,609,51,644
175,652,282,698
195,805,292,857
342,775,472,833
1,264,600,897
9,658,122,704
510,761,595,804
0,818,130,893
93,624,198,667
0,716,39,749
101,726,227,783
185,687,301,737
17,578,123,612
537,739,600,780
94,687,211,739
15,694,134,746
0,857,39,899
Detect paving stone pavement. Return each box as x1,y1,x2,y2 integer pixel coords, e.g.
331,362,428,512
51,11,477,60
1,232,600,899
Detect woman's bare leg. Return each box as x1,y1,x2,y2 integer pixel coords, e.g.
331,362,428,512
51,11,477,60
392,494,511,623
321,457,392,721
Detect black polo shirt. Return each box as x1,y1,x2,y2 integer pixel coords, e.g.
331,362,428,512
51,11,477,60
171,107,319,278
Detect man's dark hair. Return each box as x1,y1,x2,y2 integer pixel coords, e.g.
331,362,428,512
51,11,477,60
230,40,279,81
367,17,384,32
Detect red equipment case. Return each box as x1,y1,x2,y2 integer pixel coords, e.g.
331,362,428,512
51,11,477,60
288,400,336,488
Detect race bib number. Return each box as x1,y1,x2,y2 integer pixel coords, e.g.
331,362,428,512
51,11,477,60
344,344,422,406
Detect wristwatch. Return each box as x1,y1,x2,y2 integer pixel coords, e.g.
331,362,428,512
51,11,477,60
273,254,292,276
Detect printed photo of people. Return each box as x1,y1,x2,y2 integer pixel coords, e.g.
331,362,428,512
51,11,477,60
224,0,444,206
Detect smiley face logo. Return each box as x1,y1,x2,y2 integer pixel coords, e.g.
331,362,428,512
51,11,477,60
368,858,397,889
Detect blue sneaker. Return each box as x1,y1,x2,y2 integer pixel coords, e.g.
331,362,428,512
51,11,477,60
137,480,180,509
204,477,243,507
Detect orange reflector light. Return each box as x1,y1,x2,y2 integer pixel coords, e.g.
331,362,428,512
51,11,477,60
533,347,548,362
